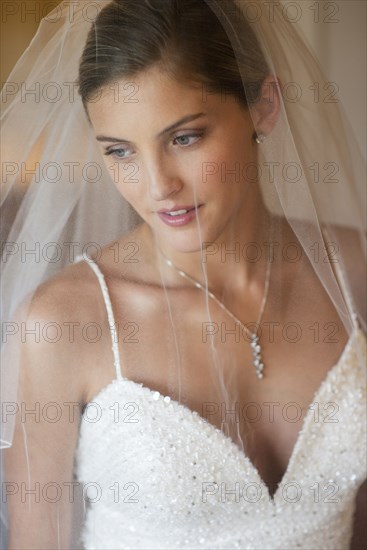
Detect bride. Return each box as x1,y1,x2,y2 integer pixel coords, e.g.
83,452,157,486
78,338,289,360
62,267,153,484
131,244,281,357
1,0,366,548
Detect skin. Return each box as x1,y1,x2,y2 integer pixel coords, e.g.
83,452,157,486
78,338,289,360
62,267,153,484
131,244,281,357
86,65,351,485
88,66,280,290
5,65,365,548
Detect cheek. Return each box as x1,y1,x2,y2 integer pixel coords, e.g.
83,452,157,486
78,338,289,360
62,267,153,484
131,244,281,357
197,139,254,191
104,158,143,203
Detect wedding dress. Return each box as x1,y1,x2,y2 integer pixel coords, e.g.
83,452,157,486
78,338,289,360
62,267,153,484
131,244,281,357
74,255,366,550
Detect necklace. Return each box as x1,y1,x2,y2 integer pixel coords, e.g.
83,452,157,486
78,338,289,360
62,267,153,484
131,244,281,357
159,218,274,379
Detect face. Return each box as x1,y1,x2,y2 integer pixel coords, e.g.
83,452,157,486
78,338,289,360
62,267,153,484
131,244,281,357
87,66,259,254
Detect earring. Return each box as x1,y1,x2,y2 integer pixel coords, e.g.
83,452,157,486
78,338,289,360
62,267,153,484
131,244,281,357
255,133,266,144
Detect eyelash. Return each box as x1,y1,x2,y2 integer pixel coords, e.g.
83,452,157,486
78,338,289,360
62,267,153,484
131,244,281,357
104,147,132,160
104,131,204,160
172,131,204,147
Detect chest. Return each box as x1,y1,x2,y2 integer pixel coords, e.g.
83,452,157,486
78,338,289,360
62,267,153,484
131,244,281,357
83,283,352,492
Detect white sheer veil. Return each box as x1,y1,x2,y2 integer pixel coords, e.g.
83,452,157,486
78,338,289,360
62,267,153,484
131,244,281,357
1,0,365,546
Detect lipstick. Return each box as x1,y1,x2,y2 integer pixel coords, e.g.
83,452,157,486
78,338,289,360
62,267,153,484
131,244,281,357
157,205,203,227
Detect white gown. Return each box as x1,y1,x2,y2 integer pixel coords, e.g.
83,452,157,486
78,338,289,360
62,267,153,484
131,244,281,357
73,256,366,550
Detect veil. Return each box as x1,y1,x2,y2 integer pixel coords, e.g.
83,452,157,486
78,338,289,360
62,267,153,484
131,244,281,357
1,0,366,547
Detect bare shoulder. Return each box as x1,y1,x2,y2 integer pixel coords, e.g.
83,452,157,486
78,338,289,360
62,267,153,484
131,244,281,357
25,224,150,319
9,260,101,406
12,238,137,403
12,224,153,405
324,223,366,306
323,223,365,259
351,479,367,550
30,257,100,318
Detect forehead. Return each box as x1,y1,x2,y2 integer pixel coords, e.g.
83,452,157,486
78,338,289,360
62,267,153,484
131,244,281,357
86,65,245,136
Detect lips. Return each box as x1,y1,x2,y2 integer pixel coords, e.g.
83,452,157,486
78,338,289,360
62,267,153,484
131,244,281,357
158,205,202,215
157,204,203,227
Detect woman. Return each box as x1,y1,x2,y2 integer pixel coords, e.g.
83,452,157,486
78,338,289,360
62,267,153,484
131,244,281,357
1,0,366,548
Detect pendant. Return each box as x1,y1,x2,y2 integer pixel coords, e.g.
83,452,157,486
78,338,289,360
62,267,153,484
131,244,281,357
250,333,265,379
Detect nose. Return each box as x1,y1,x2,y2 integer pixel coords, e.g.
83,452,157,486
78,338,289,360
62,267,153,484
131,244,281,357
145,156,183,202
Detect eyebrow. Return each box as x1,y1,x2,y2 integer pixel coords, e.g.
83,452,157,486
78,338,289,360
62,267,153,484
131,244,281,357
96,112,206,143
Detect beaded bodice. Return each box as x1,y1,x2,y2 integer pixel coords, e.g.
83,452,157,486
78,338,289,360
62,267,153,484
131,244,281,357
73,256,366,550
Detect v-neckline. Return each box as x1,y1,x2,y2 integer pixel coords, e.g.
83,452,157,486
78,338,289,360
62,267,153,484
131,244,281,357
82,326,361,505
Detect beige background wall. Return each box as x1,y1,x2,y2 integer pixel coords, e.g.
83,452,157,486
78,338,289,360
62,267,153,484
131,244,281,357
1,1,60,82
293,0,366,160
1,0,366,156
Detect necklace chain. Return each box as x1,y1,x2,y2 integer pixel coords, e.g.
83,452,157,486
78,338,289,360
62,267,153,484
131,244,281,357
159,217,274,379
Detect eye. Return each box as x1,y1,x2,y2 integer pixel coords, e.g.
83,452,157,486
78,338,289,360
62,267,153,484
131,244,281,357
104,146,134,160
172,133,203,147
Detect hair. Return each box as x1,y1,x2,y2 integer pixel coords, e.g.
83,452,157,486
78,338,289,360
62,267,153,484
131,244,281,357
78,0,269,110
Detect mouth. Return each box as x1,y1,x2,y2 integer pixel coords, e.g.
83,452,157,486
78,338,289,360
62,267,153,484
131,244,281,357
157,204,204,227
162,205,202,216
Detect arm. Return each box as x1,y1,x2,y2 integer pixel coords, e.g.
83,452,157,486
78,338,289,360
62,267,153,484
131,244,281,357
3,288,85,549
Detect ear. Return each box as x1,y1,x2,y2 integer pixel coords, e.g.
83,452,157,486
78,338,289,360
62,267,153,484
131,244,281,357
249,75,282,138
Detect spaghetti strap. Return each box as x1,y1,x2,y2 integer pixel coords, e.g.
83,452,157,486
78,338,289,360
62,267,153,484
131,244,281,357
75,254,123,381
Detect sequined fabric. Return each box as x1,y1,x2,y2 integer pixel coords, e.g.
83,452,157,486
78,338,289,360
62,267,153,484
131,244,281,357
74,327,366,550
73,257,366,549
